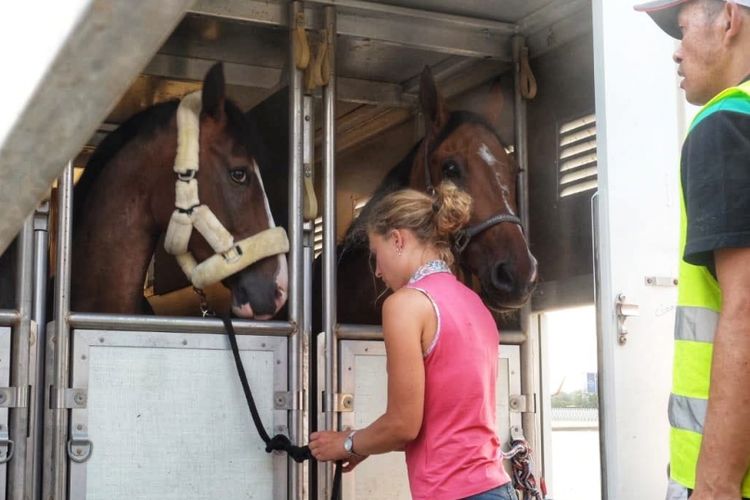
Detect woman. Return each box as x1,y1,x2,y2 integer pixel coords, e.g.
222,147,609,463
309,183,517,500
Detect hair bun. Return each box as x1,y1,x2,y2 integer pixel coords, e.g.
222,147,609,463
433,182,472,238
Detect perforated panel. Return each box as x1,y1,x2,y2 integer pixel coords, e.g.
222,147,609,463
69,330,287,500
338,340,521,499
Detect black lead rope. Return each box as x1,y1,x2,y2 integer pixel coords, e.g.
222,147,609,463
220,315,343,499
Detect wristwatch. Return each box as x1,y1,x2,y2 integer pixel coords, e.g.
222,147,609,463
343,430,362,457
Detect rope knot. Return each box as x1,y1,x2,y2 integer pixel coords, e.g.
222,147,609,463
265,434,313,463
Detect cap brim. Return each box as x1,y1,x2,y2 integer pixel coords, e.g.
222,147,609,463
633,0,689,39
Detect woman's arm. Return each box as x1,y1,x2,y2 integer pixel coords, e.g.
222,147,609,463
309,288,429,461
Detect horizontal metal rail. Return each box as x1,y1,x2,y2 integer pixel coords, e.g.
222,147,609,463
0,309,19,327
68,312,295,337
189,0,514,60
336,323,527,345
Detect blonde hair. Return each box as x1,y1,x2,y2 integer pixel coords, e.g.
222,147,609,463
366,182,472,265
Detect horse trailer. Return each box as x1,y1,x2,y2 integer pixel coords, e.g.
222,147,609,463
0,1,686,499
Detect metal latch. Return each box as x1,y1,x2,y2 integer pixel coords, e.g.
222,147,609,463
509,394,536,414
49,388,87,409
274,391,305,411
0,387,29,408
616,293,640,345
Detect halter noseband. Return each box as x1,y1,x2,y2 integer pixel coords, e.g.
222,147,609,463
421,133,523,255
163,91,289,289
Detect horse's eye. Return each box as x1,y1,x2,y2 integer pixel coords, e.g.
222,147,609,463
230,167,248,184
442,160,461,179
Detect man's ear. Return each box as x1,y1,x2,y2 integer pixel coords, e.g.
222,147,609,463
724,1,744,41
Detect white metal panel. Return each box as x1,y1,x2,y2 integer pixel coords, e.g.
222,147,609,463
69,330,287,500
338,340,521,499
592,1,683,498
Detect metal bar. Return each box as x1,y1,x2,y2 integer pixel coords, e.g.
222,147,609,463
287,3,305,498
0,0,194,257
46,162,73,500
513,35,540,471
0,312,19,328
68,313,294,336
321,5,338,498
336,324,527,345
28,204,50,500
307,0,516,33
301,92,315,500
144,54,412,108
189,0,513,60
7,216,33,500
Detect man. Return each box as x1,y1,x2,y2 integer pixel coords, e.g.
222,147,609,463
634,1,750,498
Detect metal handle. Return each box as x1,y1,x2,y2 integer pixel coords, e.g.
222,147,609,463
0,439,15,464
67,438,93,463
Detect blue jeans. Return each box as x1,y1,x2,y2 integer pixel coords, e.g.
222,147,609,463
463,482,519,500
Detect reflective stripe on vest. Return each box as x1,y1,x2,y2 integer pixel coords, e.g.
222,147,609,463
671,80,750,496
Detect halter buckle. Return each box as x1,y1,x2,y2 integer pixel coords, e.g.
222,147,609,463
453,230,470,254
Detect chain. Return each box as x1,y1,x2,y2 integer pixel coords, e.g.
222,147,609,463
192,287,216,318
506,439,545,500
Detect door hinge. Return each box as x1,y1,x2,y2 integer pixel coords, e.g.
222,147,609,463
49,388,87,409
0,386,29,408
274,391,306,411
322,392,354,412
509,394,536,414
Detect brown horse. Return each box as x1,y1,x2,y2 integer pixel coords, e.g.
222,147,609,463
72,63,287,319
325,68,538,324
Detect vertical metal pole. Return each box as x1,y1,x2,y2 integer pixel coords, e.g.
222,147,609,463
29,202,50,500
8,216,33,500
301,94,315,500
512,35,540,463
46,162,73,500
322,6,337,499
288,3,305,498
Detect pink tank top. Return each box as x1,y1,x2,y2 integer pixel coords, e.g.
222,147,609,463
405,264,511,500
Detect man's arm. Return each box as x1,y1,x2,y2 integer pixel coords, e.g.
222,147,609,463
693,247,750,499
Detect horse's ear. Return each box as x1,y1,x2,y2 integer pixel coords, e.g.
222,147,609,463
202,62,226,121
419,66,448,135
482,79,505,128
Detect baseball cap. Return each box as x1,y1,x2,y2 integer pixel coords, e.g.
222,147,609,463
634,0,750,39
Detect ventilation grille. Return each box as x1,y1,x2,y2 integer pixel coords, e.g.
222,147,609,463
558,114,598,198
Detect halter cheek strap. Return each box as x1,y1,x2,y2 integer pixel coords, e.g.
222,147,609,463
163,91,289,289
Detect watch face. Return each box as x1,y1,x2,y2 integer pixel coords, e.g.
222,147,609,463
344,438,352,452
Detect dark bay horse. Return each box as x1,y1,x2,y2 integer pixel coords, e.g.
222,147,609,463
243,67,537,325
72,63,287,319
323,68,537,324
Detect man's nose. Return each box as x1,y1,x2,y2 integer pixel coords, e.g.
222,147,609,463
673,46,683,64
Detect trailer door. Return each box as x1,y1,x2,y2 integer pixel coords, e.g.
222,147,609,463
592,1,689,499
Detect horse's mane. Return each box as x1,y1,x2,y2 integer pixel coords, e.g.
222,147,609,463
74,98,253,223
341,110,504,251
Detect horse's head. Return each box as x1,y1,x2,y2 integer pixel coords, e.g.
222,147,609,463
157,64,288,319
414,68,537,310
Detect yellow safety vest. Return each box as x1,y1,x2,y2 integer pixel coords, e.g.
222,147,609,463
670,80,750,496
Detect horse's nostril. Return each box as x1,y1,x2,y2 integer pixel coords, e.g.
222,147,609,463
491,262,515,293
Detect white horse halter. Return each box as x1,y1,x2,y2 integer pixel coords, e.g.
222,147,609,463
163,91,289,289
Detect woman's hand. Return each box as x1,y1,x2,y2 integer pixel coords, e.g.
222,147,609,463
309,431,351,462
